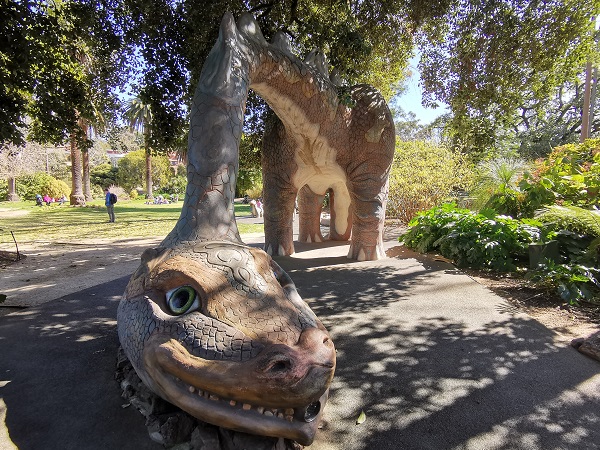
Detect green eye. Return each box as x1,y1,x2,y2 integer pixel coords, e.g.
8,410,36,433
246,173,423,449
166,286,199,315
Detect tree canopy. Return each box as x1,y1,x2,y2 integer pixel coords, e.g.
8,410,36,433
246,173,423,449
1,0,129,146
2,0,599,161
417,0,600,155
122,0,454,149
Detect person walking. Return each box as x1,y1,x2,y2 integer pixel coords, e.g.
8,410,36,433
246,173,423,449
104,187,116,223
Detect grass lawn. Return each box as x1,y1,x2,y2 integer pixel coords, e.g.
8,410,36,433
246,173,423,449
0,199,263,246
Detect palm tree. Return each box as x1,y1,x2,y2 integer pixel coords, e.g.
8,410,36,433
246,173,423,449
124,97,153,200
69,130,86,206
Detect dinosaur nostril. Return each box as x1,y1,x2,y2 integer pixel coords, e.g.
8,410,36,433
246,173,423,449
269,360,291,373
323,336,329,344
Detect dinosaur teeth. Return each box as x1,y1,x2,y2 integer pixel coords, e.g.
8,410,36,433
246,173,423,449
174,377,297,422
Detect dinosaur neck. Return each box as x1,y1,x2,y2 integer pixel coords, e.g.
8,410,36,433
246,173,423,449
249,51,339,139
162,12,341,249
162,13,248,248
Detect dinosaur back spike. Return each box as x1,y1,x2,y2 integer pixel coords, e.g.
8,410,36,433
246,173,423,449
237,12,268,45
303,49,329,77
271,31,293,54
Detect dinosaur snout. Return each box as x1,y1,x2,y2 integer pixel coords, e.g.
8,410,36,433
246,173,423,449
296,327,335,368
253,326,335,406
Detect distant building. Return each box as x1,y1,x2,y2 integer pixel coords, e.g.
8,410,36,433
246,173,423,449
106,150,127,168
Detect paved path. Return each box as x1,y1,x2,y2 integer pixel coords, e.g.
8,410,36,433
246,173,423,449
1,228,599,450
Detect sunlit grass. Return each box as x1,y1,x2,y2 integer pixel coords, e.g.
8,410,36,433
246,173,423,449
0,199,263,246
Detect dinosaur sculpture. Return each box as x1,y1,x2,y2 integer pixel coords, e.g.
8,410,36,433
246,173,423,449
259,47,395,262
117,13,337,446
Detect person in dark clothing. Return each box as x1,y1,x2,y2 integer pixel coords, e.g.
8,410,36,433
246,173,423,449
104,188,115,223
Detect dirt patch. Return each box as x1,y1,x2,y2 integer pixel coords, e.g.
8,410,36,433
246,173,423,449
0,238,162,315
0,250,26,267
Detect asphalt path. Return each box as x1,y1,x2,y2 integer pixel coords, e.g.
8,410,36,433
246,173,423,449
1,231,599,450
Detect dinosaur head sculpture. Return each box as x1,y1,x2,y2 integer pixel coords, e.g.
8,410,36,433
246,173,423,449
117,12,336,446
118,242,335,444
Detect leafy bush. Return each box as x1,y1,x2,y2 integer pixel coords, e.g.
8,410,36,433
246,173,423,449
528,205,600,304
519,138,600,213
535,205,600,238
90,163,118,188
42,178,70,199
528,261,600,305
388,140,473,224
402,203,600,304
117,150,173,191
237,167,262,198
245,184,263,200
482,186,526,218
108,185,128,201
470,157,529,216
161,174,187,196
400,203,541,271
15,172,60,200
129,189,138,200
0,179,7,200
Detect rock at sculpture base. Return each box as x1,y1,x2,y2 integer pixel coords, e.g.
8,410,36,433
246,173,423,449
571,331,600,362
116,348,303,450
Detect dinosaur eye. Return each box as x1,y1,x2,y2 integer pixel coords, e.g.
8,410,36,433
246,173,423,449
165,286,199,315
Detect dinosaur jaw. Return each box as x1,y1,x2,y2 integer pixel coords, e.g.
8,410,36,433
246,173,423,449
142,334,333,445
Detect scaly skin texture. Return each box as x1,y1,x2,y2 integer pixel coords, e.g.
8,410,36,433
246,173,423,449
118,13,336,446
118,243,334,445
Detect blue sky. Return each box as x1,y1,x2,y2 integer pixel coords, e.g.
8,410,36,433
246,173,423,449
394,56,449,124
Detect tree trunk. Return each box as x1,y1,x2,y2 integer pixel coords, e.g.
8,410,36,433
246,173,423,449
79,120,92,201
70,134,86,206
83,150,92,201
145,149,153,201
581,61,593,143
7,177,19,201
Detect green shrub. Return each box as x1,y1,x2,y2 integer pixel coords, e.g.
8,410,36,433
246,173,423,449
528,261,600,305
237,167,262,197
402,203,600,304
90,163,118,188
400,203,541,271
388,140,473,224
161,174,187,196
471,157,529,216
117,150,172,191
245,184,263,200
90,184,104,199
16,172,59,200
129,189,138,200
42,178,70,199
535,205,600,238
519,138,600,212
0,179,7,200
482,186,526,218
